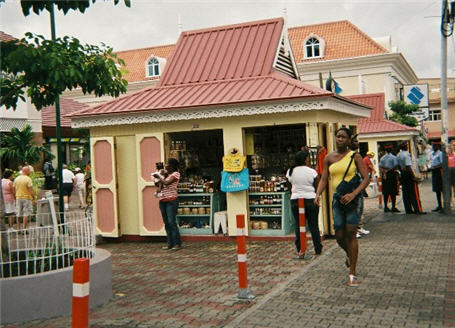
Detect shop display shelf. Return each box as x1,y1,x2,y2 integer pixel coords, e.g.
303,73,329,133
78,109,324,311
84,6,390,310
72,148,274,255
178,227,212,234
176,214,210,217
248,229,285,236
249,192,287,196
250,214,281,218
178,193,214,197
178,204,210,207
176,192,223,235
249,204,282,207
248,191,294,236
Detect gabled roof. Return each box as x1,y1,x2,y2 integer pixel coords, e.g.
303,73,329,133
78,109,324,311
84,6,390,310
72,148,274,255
0,31,16,42
347,93,418,134
159,18,286,86
116,44,175,82
72,18,332,118
42,98,89,128
288,20,388,63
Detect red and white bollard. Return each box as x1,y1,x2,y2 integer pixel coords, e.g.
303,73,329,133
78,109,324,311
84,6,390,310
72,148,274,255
72,258,90,328
297,198,310,260
236,214,255,300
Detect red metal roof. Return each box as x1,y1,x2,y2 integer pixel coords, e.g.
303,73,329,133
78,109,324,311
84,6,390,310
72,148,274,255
347,93,418,134
72,71,331,117
0,31,16,42
72,18,333,118
159,18,284,87
41,98,89,127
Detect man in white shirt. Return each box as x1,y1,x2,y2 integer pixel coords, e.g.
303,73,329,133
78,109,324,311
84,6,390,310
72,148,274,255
62,164,75,210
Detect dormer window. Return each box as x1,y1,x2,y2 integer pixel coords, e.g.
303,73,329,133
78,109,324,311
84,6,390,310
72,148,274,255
147,57,160,77
303,35,325,59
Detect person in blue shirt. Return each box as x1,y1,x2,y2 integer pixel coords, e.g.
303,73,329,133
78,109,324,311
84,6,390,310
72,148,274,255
431,143,444,212
397,142,425,214
379,145,399,213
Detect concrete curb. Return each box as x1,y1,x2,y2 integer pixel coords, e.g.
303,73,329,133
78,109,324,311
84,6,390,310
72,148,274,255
0,248,111,325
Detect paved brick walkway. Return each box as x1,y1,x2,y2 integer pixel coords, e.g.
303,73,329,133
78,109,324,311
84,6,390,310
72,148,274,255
4,182,455,327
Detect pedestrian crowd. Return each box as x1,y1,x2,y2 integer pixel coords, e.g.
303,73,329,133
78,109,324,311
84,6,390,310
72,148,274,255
287,129,455,288
1,162,88,232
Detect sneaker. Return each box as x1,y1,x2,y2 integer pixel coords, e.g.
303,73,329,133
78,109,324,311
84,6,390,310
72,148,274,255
432,207,442,212
358,228,370,235
348,274,359,287
391,208,400,213
356,232,362,239
171,245,182,251
161,246,172,250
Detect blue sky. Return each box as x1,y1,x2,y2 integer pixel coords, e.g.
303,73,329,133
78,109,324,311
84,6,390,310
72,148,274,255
0,0,449,78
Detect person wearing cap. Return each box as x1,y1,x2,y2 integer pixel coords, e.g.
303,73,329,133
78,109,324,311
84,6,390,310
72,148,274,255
397,142,424,214
430,142,444,212
379,145,400,213
74,167,86,208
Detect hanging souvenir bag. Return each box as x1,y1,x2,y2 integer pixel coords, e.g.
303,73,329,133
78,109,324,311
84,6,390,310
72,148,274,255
222,148,246,172
221,168,250,192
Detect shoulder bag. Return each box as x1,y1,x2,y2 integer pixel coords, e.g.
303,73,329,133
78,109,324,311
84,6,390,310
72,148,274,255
334,153,362,211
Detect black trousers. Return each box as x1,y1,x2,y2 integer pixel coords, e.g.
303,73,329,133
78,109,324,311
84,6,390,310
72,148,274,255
291,199,322,254
401,170,420,213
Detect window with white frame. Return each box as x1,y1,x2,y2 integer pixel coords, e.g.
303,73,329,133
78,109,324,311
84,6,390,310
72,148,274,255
304,36,325,59
147,57,160,77
429,108,441,121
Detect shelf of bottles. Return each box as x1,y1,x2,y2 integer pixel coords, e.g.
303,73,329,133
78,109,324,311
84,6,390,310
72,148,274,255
248,175,293,236
176,192,221,235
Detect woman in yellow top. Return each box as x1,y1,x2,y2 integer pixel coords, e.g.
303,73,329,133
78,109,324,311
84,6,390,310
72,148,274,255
315,127,369,287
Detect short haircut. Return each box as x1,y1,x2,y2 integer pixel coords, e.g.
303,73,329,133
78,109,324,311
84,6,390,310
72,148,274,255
335,127,353,138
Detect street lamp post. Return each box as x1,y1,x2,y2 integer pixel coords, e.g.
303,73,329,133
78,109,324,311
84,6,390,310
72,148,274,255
50,4,65,215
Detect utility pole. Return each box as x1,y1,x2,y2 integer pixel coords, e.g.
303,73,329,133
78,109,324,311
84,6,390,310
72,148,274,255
440,0,452,214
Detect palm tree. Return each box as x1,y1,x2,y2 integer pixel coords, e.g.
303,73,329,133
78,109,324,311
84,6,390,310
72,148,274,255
0,125,53,166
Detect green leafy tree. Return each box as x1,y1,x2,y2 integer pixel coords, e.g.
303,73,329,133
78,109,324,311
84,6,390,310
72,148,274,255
0,125,53,165
18,0,130,16
0,0,130,110
388,100,419,127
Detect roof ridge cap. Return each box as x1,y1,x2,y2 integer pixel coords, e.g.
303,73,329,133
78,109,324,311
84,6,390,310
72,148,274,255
181,17,284,36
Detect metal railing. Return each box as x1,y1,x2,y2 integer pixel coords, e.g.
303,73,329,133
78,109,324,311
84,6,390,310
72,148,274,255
0,211,95,278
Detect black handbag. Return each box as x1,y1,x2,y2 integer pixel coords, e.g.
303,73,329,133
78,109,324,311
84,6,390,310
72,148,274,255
334,153,361,211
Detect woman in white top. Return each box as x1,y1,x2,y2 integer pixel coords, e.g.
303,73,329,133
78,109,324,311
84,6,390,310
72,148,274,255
286,150,322,258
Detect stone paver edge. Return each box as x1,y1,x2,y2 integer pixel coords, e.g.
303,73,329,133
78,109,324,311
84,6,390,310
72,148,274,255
223,243,337,328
